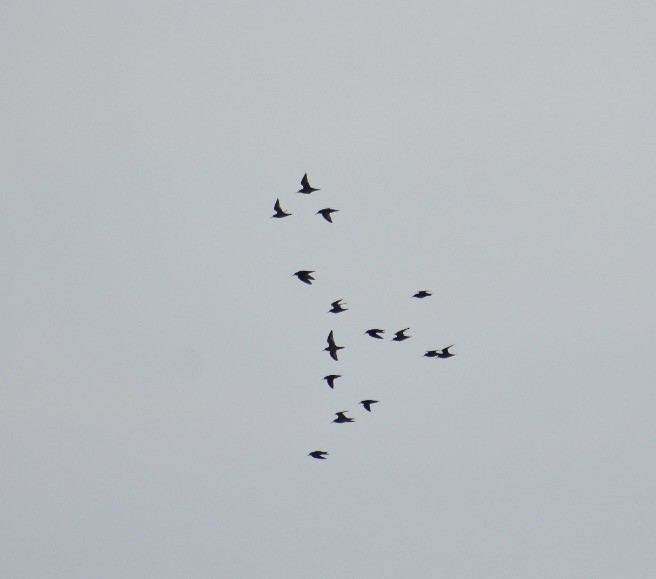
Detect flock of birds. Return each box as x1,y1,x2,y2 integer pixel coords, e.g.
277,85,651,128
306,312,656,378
273,174,456,460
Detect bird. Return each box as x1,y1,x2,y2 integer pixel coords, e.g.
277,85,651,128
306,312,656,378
333,411,354,424
433,345,455,358
359,400,379,412
324,330,344,361
328,299,348,314
323,374,341,389
424,350,440,358
365,328,385,339
297,173,320,194
413,290,432,298
308,451,329,459
271,198,291,218
392,328,411,341
293,270,315,285
316,208,339,223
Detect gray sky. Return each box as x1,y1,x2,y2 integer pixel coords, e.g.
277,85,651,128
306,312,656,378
2,1,655,577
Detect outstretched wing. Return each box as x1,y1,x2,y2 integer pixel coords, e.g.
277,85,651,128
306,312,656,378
329,348,339,361
301,173,310,188
274,198,282,212
327,330,335,347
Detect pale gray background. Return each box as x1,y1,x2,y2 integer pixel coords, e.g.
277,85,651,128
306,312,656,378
2,1,655,577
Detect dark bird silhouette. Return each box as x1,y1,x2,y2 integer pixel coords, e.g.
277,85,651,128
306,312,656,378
297,173,320,194
365,328,385,339
316,208,339,223
293,270,315,285
392,328,411,341
424,350,440,358
413,290,432,298
333,411,354,424
328,299,348,314
359,400,379,412
308,451,329,459
323,374,341,389
324,330,344,361
271,198,291,218
433,345,455,358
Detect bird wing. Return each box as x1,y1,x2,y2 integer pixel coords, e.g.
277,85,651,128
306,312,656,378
327,331,335,347
329,348,339,361
323,212,332,223
443,345,454,353
274,198,282,212
301,173,310,188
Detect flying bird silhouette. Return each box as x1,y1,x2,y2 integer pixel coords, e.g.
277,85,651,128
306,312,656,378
316,208,339,223
324,330,344,361
297,173,320,194
328,299,348,314
429,345,455,358
293,270,315,285
392,328,411,341
413,290,432,298
333,411,354,424
359,400,379,412
365,328,385,339
308,451,329,459
271,198,291,218
323,374,341,389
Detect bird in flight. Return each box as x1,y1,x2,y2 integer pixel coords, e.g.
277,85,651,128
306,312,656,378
308,451,329,459
316,208,339,223
293,270,315,285
413,290,432,298
297,173,320,194
392,328,411,341
323,374,341,389
359,400,379,412
271,198,291,218
328,299,347,314
333,411,354,424
365,328,385,339
425,345,455,358
324,330,344,361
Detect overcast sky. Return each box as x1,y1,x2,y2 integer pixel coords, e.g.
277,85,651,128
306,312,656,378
2,1,655,577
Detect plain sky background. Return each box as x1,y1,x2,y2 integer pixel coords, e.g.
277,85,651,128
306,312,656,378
2,1,655,577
